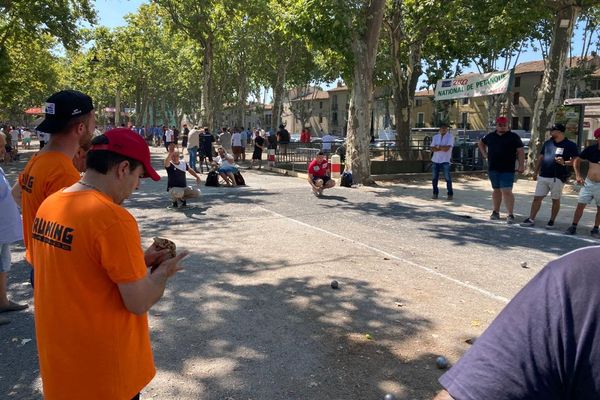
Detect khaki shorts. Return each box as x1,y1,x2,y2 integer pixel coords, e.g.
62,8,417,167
578,179,600,206
534,176,564,200
169,186,200,201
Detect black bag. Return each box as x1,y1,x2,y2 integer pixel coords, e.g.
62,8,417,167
205,171,220,187
340,171,353,187
234,171,246,186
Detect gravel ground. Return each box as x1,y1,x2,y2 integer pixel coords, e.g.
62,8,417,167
1,145,598,399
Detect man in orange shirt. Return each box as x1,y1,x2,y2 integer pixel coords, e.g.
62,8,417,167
31,128,188,399
14,90,95,285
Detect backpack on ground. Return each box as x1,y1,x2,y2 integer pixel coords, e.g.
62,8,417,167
340,171,353,187
205,170,220,187
234,171,246,186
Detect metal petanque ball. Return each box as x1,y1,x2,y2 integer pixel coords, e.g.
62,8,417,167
331,280,339,289
521,261,528,268
384,394,397,400
436,356,449,369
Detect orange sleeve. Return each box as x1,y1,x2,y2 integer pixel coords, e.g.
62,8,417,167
46,169,79,196
96,216,148,284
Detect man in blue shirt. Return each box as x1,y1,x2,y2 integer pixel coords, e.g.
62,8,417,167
520,123,578,229
478,116,525,224
434,245,600,400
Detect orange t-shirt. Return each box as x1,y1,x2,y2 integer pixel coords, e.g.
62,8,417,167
19,151,80,263
31,190,155,400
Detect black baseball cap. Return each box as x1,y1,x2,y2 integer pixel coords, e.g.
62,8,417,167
548,123,566,132
37,90,94,134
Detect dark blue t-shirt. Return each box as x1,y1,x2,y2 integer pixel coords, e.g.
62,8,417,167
481,131,524,172
539,138,579,179
440,246,600,399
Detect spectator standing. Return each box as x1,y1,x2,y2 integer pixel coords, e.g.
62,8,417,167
564,128,600,237
22,128,32,149
164,127,174,150
199,128,215,171
31,128,187,399
15,90,95,281
187,126,200,172
219,128,233,154
181,124,189,151
240,127,247,161
0,166,27,326
478,116,525,224
276,124,290,155
321,133,335,154
521,123,579,229
251,129,265,169
300,128,311,143
430,123,454,200
9,126,19,151
232,129,242,161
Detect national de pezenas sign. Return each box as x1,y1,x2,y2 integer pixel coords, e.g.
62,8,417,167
434,70,513,101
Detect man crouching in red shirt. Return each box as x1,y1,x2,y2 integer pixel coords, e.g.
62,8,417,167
308,151,335,197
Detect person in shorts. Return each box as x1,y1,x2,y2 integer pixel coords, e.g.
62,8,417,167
308,151,335,197
478,116,525,224
565,128,600,237
520,123,578,229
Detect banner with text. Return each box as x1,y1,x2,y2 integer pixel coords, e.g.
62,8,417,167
434,70,512,101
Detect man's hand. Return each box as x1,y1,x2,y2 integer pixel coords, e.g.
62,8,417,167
576,175,584,185
150,251,189,284
196,176,201,185
517,165,525,174
144,243,172,269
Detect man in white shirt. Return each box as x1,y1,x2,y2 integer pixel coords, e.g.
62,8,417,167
430,123,454,200
187,126,200,172
164,127,174,150
231,129,242,161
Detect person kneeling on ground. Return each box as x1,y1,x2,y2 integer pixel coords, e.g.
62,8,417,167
308,151,335,197
165,149,201,208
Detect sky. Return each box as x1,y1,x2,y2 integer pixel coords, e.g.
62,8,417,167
94,0,592,85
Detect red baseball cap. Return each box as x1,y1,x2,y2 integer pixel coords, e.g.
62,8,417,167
496,116,508,125
594,127,600,139
90,128,160,181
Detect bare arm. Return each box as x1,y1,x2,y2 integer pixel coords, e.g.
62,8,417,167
517,147,525,173
478,140,487,158
432,390,455,400
308,173,318,189
164,153,172,168
187,167,201,183
574,157,584,184
11,181,22,208
118,251,188,315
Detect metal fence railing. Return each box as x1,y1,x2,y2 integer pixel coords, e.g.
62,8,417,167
271,140,485,172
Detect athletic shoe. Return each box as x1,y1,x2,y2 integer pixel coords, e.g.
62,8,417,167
591,228,600,238
490,211,500,220
181,200,187,207
172,201,178,208
565,225,577,235
431,194,438,200
447,195,453,200
545,220,555,230
507,215,515,224
520,218,535,227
